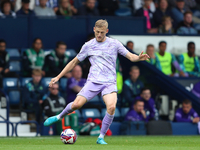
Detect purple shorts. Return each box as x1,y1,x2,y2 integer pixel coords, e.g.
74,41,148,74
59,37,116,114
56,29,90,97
77,81,117,101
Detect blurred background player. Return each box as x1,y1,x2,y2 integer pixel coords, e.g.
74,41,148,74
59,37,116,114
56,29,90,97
123,66,144,107
133,88,156,121
22,38,45,77
174,99,199,123
43,41,72,78
155,41,186,77
125,99,147,122
22,69,47,123
66,65,86,104
178,42,200,77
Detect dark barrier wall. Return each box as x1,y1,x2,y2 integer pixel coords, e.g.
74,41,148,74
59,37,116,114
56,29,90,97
0,17,29,48
0,16,146,49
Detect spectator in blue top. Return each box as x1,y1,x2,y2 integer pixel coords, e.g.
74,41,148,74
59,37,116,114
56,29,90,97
171,0,187,27
77,0,99,16
125,99,146,121
175,99,199,123
133,88,156,121
123,66,144,106
22,69,47,123
16,0,35,16
153,0,174,27
178,42,200,77
66,65,86,104
0,0,16,18
176,11,198,34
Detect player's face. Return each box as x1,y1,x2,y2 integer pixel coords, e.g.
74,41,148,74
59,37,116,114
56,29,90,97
86,0,95,10
184,13,192,24
3,3,11,14
57,44,66,56
0,42,6,51
188,44,195,55
39,0,47,7
33,39,42,51
159,43,166,53
127,42,134,50
72,65,82,80
182,103,192,114
134,102,144,113
94,27,108,42
61,0,70,8
130,69,140,81
32,74,42,84
141,89,151,101
146,46,154,56
22,2,30,10
50,84,59,95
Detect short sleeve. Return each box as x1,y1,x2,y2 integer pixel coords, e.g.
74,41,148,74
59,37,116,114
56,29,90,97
76,43,88,62
116,40,129,57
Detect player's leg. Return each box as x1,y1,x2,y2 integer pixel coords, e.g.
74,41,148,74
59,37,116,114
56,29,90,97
97,92,117,144
44,96,87,126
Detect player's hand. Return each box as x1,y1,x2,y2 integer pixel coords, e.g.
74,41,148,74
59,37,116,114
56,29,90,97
193,117,200,123
49,77,59,87
141,110,146,119
139,51,150,61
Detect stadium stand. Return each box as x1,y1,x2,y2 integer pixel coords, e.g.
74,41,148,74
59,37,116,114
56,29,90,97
82,108,101,120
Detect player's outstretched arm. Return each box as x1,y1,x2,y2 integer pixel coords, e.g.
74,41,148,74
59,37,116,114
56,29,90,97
49,57,80,87
126,51,150,62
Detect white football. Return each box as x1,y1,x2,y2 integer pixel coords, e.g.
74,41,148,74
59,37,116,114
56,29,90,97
60,129,77,144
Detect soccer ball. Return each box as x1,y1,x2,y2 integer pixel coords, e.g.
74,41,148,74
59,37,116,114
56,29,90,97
60,129,77,144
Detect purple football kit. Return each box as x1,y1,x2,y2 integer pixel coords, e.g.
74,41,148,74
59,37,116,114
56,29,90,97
76,37,129,100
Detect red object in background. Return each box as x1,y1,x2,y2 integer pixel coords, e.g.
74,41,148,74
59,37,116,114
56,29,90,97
86,118,112,136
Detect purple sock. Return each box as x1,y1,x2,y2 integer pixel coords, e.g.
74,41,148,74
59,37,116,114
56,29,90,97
58,102,74,119
100,112,114,137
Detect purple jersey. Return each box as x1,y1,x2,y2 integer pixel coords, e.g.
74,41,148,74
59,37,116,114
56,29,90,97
76,37,129,84
175,108,199,122
66,77,86,104
125,109,145,121
134,96,155,121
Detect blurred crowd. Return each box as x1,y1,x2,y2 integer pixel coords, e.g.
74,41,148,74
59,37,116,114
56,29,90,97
0,34,200,126
0,0,200,34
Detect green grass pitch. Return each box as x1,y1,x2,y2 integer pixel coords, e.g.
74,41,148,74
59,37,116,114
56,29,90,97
0,136,200,150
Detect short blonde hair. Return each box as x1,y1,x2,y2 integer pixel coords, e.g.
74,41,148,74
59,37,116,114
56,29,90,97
32,69,43,76
95,19,108,28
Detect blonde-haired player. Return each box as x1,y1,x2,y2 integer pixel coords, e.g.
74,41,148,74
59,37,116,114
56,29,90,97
44,19,149,144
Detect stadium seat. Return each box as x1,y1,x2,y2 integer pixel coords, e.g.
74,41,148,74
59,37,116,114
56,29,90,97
8,90,21,105
9,61,21,72
82,108,101,120
115,8,132,16
66,49,77,58
42,77,52,87
88,95,100,103
6,48,20,60
101,108,121,120
3,78,19,92
121,107,129,117
59,78,68,91
21,77,32,87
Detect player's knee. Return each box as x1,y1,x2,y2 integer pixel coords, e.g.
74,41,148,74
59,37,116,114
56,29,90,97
71,102,81,110
107,105,116,114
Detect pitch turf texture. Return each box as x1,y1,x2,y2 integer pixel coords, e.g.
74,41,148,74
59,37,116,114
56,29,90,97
0,136,200,150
